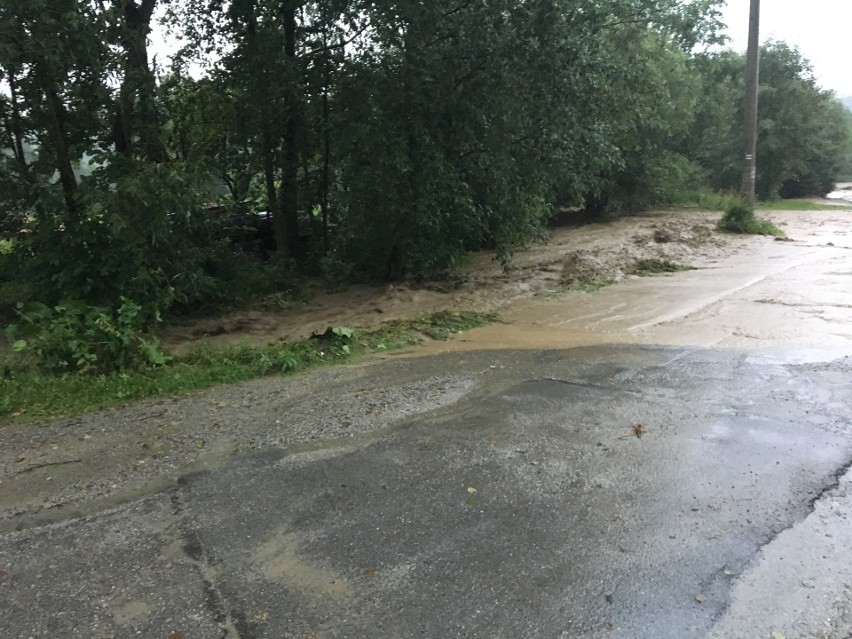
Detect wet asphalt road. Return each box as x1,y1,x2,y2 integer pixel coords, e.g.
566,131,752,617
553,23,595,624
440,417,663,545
2,345,852,639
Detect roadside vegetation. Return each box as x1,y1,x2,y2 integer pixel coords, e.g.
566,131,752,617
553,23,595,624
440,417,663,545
0,311,494,424
757,200,848,211
627,259,696,276
1,0,850,417
718,200,785,237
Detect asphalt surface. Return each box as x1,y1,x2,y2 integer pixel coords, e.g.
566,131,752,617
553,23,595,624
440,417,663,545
2,345,852,639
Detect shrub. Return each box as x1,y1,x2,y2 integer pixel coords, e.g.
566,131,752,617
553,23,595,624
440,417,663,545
5,298,169,375
14,158,220,313
696,190,743,212
718,199,784,236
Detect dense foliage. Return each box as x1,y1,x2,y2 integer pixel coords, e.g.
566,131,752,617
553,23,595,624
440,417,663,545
685,42,850,200
0,0,849,371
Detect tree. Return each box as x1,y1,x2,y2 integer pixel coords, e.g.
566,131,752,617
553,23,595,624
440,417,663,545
684,42,848,199
0,0,110,217
0,0,217,312
756,42,847,198
111,0,169,162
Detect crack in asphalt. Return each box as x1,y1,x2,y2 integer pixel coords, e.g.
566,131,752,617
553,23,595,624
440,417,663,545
707,454,852,634
807,457,852,511
171,482,244,639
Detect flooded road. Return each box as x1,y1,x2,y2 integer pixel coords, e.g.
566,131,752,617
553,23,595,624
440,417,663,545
826,182,852,204
414,208,852,365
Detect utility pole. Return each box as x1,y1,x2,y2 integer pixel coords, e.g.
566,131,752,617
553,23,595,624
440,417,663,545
742,0,760,202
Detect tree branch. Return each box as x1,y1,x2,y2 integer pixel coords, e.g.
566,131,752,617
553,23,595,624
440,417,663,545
443,2,474,18
304,22,370,60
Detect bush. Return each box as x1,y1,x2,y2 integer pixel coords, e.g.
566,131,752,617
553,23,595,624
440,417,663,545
718,199,784,236
696,190,743,212
200,249,300,308
5,298,169,375
319,253,352,291
591,153,705,216
13,158,220,313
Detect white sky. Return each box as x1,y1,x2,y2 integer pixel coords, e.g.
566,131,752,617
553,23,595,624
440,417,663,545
719,0,852,97
150,1,852,96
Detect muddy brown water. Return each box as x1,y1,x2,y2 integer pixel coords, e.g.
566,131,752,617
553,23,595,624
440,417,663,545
162,209,734,351
163,205,852,367
407,207,852,365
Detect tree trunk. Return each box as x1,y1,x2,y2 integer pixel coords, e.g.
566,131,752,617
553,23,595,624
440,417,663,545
277,3,300,259
320,27,332,254
113,0,168,162
43,85,78,215
7,73,28,171
263,126,284,254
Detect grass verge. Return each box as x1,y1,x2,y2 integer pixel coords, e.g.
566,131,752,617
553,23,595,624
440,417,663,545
0,310,495,425
695,190,847,213
758,200,848,211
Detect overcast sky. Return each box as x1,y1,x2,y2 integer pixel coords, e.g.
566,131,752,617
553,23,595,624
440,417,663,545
719,0,852,97
150,1,852,97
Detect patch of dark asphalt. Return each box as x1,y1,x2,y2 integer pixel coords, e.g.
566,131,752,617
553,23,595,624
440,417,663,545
1,346,851,639
0,369,478,531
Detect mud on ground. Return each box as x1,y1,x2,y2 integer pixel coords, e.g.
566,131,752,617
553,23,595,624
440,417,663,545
160,210,735,352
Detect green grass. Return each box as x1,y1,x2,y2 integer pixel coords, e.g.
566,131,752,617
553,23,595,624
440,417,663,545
694,191,849,213
626,259,695,276
758,200,848,211
718,200,785,237
696,190,744,212
0,310,495,425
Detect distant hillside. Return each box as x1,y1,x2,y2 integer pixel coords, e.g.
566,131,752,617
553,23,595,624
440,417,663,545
843,96,852,112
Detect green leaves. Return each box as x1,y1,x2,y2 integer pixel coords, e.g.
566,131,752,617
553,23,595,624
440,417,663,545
4,298,169,375
6,0,831,343
685,43,848,200
331,327,354,339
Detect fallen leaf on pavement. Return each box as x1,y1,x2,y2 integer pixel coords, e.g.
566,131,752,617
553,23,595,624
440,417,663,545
168,632,184,639
770,633,786,639
694,593,707,603
618,424,647,439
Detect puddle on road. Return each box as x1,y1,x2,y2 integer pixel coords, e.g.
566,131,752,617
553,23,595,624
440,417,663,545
408,211,852,365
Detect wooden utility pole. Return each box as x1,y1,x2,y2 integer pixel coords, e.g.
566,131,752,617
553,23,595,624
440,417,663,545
742,0,760,202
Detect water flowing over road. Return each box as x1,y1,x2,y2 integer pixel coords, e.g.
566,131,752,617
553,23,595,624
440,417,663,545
415,208,852,365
